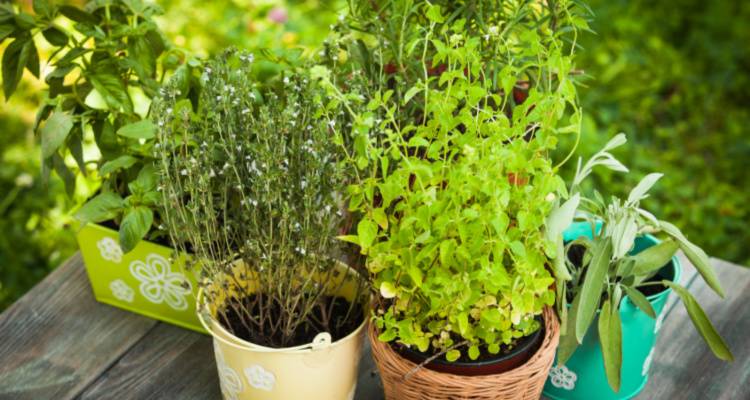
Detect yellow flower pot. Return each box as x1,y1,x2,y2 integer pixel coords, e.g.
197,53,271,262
197,262,367,400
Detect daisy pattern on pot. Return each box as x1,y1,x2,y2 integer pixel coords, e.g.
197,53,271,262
214,344,242,400
109,279,134,302
642,346,655,376
549,364,577,390
244,365,276,392
97,237,123,263
129,254,192,311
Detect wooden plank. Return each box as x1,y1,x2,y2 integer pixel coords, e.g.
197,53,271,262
75,323,218,400
356,341,385,400
640,258,750,400
0,254,157,400
78,322,388,400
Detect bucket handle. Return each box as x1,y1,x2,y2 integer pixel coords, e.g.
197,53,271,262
311,332,332,350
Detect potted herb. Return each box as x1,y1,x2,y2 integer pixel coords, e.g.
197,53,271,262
0,1,204,330
319,1,588,398
154,49,368,400
544,134,734,399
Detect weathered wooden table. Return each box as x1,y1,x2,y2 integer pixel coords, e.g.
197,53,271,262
0,253,747,399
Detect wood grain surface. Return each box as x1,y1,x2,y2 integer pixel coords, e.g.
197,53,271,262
0,253,746,400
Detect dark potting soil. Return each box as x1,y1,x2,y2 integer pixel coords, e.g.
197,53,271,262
219,294,364,348
393,321,543,365
566,243,671,299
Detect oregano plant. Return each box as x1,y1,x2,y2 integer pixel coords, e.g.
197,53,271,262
318,0,588,361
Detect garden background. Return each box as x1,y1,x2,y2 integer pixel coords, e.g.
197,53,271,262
1,0,748,310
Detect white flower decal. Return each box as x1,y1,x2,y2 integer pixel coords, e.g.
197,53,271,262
244,365,276,392
109,279,134,302
549,364,577,390
642,347,655,376
129,254,192,311
654,311,665,333
214,344,242,400
97,237,123,263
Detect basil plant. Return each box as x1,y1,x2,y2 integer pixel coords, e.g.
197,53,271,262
554,134,733,391
0,0,199,252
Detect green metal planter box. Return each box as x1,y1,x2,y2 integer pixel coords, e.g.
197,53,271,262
543,222,681,400
76,223,206,333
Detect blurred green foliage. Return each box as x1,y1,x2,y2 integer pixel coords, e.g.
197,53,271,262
1,0,748,311
568,0,750,266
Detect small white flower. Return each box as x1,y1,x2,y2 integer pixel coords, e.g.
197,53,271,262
549,364,577,390
328,120,336,128
295,246,307,256
180,169,188,176
283,76,290,84
242,108,250,114
488,25,499,36
244,365,276,392
97,237,123,263
546,193,556,202
109,279,134,302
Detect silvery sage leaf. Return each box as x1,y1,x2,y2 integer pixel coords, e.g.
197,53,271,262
660,221,725,298
599,298,622,392
664,281,733,361
627,173,663,205
576,238,613,342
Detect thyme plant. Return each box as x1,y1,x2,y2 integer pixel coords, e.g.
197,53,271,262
556,134,733,391
317,1,588,361
154,49,363,347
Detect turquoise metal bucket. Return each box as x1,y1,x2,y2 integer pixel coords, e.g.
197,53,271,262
543,222,681,400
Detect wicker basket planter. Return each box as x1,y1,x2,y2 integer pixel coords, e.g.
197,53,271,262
369,307,560,400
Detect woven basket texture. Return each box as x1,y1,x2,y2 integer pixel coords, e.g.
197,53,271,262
369,307,560,400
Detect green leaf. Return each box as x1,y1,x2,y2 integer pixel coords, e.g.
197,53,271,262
128,164,157,194
446,349,460,362
100,155,138,176
576,238,613,342
623,286,655,318
0,24,15,42
2,37,28,99
557,291,582,365
119,206,154,253
660,221,725,298
42,27,68,46
546,193,580,281
598,299,622,392
336,235,360,246
75,192,124,223
13,13,36,30
58,6,97,23
117,119,155,139
403,86,420,105
457,312,469,335
40,112,74,158
89,72,133,113
51,153,75,197
664,281,733,361
357,219,378,252
629,239,679,276
33,0,53,18
425,4,445,23
468,345,480,360
627,173,663,204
